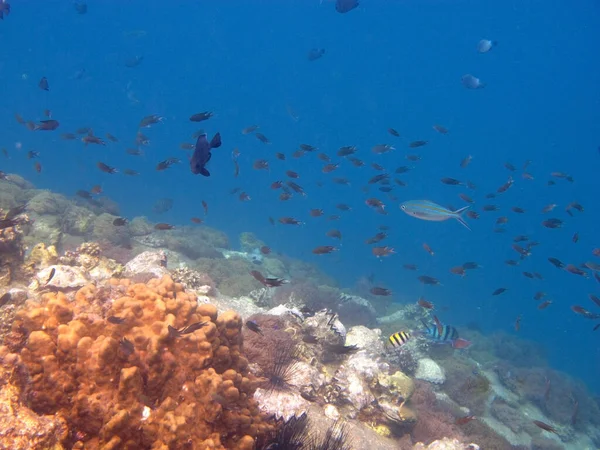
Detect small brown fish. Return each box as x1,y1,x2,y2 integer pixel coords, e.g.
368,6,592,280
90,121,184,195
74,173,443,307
418,275,441,286
44,268,56,285
189,111,213,122
245,320,263,335
432,124,448,134
255,133,271,144
242,125,259,135
97,162,117,174
492,288,508,296
372,246,395,258
460,155,472,168
515,314,522,332
538,300,552,310
113,218,128,226
417,297,434,309
370,286,392,296
154,223,174,230
532,420,558,434
39,77,50,91
119,337,135,357
409,140,428,148
326,229,342,240
423,243,434,256
107,316,126,325
387,128,400,137
279,217,303,225
455,415,476,426
312,245,338,255
190,217,203,224
450,266,466,277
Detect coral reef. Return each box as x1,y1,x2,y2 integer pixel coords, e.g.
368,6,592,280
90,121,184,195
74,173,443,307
0,275,274,449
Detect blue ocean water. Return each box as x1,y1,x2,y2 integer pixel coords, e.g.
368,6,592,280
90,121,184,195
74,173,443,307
1,0,598,392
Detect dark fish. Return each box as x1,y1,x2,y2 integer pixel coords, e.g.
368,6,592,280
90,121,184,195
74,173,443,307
326,229,342,240
418,275,441,286
190,217,203,224
433,124,448,134
324,343,359,354
532,420,557,434
542,218,563,229
548,257,565,269
38,77,49,91
460,155,472,168
97,162,117,174
119,337,135,357
312,246,338,255
125,55,144,68
373,246,395,258
492,288,507,296
0,1,11,19
190,132,221,176
335,0,359,13
0,292,12,307
107,316,126,324
255,133,270,144
82,135,106,146
515,315,522,332
462,262,481,270
337,146,357,156
34,120,59,131
44,268,56,285
139,114,164,128
388,128,400,137
409,140,428,148
4,204,27,220
538,300,552,310
123,169,140,176
0,218,20,230
168,321,208,338
156,157,181,171
441,177,463,186
264,277,289,288
307,48,325,61
370,287,392,296
153,198,174,214
154,223,174,230
245,320,263,335
113,218,128,226
279,217,303,225
189,111,213,122
403,264,418,271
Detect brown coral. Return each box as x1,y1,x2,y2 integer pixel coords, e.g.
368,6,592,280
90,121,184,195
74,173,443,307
2,275,274,449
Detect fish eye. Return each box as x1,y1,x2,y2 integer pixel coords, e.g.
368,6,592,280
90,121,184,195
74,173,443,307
400,205,406,210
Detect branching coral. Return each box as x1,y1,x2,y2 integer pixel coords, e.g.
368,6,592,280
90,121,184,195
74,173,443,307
2,275,274,449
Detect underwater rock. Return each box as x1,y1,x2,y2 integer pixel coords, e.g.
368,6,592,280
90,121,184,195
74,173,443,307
345,325,384,356
378,370,415,402
92,213,131,246
413,438,480,450
262,256,288,278
254,388,310,422
416,358,446,384
302,310,346,358
0,220,27,286
27,190,69,215
127,216,154,236
34,265,89,290
25,214,62,247
239,231,265,253
338,293,377,327
62,204,94,235
123,250,169,282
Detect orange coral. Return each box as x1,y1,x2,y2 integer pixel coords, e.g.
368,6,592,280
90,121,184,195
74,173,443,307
3,275,273,449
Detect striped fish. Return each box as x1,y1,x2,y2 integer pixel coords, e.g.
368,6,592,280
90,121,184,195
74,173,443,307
388,331,411,348
421,317,471,349
400,200,471,230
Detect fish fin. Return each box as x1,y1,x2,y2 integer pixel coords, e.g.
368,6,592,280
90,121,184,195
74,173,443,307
455,216,471,231
453,206,471,231
210,132,222,149
200,167,210,177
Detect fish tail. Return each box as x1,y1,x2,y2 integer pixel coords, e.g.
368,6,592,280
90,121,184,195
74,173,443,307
453,206,471,231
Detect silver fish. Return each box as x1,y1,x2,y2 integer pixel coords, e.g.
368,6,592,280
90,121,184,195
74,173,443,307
400,200,471,230
477,39,496,53
462,74,485,89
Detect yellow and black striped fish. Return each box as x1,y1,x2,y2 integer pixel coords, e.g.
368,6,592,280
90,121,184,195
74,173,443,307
388,331,411,348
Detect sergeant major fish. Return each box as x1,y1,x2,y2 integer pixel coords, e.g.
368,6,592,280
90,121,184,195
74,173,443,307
190,132,221,176
400,200,471,230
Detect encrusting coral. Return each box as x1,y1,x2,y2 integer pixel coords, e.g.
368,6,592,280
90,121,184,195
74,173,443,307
0,275,274,449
